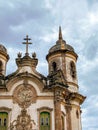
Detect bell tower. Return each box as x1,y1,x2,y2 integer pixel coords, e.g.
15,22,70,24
46,26,78,92
0,44,9,76
46,27,86,130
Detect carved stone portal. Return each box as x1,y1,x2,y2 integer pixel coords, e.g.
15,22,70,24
10,109,36,130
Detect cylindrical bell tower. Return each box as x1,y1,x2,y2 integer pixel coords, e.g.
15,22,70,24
46,27,86,130
46,27,78,92
0,44,9,76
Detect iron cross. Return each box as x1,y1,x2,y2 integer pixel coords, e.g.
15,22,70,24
22,35,32,55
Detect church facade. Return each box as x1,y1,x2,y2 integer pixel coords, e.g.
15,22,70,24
0,27,86,130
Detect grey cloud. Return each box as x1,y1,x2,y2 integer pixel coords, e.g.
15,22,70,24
0,0,98,130
83,34,98,60
81,66,98,95
0,0,53,43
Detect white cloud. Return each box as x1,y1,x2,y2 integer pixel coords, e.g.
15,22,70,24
88,12,98,25
39,28,58,42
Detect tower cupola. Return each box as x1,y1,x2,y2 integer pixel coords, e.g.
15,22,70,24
46,27,79,92
47,26,77,58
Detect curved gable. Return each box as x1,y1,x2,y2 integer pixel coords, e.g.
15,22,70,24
6,72,46,96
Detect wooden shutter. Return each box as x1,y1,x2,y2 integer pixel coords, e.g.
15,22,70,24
0,112,8,130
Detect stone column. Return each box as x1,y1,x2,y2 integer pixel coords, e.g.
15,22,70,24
54,88,62,130
65,104,72,130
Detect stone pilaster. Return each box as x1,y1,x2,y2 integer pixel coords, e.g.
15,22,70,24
54,88,62,130
65,105,72,130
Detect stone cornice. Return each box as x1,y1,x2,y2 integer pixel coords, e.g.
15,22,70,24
0,95,53,100
70,92,86,105
46,49,78,61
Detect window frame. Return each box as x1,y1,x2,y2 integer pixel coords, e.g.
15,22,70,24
40,111,50,129
37,107,53,130
0,107,11,130
0,112,8,129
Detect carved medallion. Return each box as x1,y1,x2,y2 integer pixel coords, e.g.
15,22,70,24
13,84,37,108
18,88,33,102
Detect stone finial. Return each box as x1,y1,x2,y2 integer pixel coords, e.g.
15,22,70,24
59,26,63,40
32,52,36,59
17,52,22,58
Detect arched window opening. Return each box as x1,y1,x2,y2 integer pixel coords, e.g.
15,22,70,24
76,110,79,119
52,62,57,72
0,112,8,130
0,61,3,74
40,111,50,130
70,61,76,78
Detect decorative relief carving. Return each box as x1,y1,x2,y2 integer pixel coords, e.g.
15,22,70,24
18,88,32,101
47,69,67,88
68,85,77,92
13,84,37,108
54,88,63,103
11,81,37,129
10,109,36,130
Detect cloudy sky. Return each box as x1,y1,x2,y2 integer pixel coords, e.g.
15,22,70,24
0,0,98,130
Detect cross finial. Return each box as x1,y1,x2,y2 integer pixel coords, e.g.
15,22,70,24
22,35,32,56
